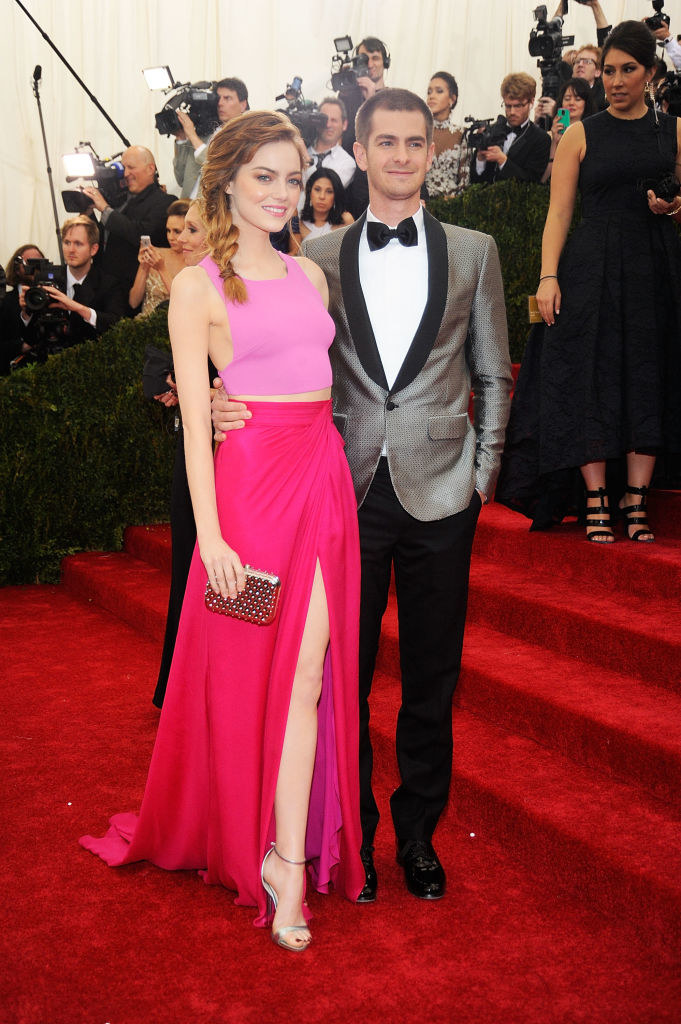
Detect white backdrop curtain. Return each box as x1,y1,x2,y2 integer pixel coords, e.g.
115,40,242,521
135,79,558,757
0,0,657,261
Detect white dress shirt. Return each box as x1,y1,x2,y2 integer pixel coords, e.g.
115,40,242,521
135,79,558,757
358,205,428,392
67,267,97,327
305,142,356,189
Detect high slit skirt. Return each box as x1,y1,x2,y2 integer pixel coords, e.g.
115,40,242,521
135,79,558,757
80,400,365,925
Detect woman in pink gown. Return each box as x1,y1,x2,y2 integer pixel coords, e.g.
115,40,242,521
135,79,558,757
80,111,364,951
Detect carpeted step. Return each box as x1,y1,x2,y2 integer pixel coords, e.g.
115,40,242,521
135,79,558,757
61,551,168,642
475,504,681,600
376,611,681,805
467,557,681,693
369,705,681,956
124,523,172,574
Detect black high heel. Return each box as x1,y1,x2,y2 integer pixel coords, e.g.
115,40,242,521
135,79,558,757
619,484,655,543
584,487,615,544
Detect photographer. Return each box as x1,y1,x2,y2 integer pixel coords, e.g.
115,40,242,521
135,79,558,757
573,44,608,110
554,1,611,47
83,145,176,308
471,73,551,184
41,216,126,344
0,243,44,373
173,78,249,198
304,97,356,192
652,19,681,71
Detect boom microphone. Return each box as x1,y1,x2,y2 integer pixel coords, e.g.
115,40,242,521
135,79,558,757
33,64,42,82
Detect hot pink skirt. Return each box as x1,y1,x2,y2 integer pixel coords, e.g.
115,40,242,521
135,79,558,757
80,400,364,924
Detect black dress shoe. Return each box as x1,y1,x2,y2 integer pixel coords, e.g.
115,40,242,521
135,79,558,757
397,840,446,900
357,844,377,903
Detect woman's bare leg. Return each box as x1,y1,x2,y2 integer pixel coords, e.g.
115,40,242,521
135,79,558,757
263,561,329,947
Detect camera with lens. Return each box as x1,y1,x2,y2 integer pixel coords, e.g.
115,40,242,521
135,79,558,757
330,36,370,92
155,82,220,137
61,144,127,213
14,257,67,313
645,0,670,32
658,70,681,116
464,116,509,154
529,4,574,107
11,257,71,366
275,78,326,147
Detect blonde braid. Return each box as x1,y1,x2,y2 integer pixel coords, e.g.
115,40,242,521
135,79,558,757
199,186,247,304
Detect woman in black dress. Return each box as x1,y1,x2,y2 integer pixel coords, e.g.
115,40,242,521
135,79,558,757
496,21,681,542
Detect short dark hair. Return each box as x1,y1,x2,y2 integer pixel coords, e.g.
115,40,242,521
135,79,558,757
355,88,433,147
301,167,348,226
215,77,249,103
556,77,597,119
319,96,348,122
601,20,656,70
356,36,389,66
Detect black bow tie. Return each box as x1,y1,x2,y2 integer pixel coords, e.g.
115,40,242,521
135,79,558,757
367,216,418,252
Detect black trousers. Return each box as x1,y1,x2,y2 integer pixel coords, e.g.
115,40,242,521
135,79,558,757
152,430,196,709
357,458,481,848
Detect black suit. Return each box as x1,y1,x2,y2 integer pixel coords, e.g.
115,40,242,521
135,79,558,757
471,120,551,184
67,266,127,344
96,183,176,305
303,213,512,848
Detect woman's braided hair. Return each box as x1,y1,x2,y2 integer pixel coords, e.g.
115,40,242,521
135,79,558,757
199,110,307,303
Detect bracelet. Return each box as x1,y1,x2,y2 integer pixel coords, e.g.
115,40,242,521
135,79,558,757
666,202,681,217
539,274,558,282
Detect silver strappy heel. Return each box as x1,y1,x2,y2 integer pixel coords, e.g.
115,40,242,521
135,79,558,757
260,844,311,952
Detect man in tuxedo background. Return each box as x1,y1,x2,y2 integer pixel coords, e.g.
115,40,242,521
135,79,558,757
212,89,512,903
471,72,551,184
41,216,126,345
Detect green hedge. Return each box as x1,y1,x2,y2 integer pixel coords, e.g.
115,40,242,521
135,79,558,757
0,311,176,584
429,179,557,362
1,182,557,584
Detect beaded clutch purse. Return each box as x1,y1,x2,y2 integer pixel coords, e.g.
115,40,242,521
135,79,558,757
204,564,281,626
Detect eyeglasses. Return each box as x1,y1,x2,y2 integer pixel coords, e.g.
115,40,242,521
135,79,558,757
574,58,597,67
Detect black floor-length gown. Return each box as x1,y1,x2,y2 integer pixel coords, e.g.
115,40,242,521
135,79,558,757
496,109,681,527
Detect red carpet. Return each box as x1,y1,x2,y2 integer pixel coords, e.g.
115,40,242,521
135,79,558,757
3,497,681,1023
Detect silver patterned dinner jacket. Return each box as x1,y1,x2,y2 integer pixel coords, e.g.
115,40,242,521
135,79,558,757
303,209,512,522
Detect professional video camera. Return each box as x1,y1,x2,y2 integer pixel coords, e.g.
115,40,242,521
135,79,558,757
61,144,127,213
330,36,370,91
11,256,71,365
529,4,574,107
645,0,670,32
154,82,220,137
463,116,508,154
275,78,326,147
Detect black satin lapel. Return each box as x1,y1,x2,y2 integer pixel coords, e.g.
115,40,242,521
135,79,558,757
339,213,389,391
391,210,448,394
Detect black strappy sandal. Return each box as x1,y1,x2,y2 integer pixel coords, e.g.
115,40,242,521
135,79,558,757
619,484,655,543
585,487,615,544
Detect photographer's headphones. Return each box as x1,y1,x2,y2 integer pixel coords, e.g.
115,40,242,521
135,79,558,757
355,37,391,70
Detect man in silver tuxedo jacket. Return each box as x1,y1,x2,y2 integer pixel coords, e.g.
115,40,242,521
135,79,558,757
214,89,512,902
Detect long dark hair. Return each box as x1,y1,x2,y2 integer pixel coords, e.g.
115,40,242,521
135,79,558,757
556,77,597,120
301,168,347,226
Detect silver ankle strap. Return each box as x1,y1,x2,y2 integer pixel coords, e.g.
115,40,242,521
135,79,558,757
273,843,307,866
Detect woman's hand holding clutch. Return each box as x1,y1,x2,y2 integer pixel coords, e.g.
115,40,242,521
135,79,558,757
201,537,246,601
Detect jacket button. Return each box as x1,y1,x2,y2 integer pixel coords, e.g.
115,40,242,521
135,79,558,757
386,400,397,411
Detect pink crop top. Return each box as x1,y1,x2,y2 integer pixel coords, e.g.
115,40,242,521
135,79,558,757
200,253,334,395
